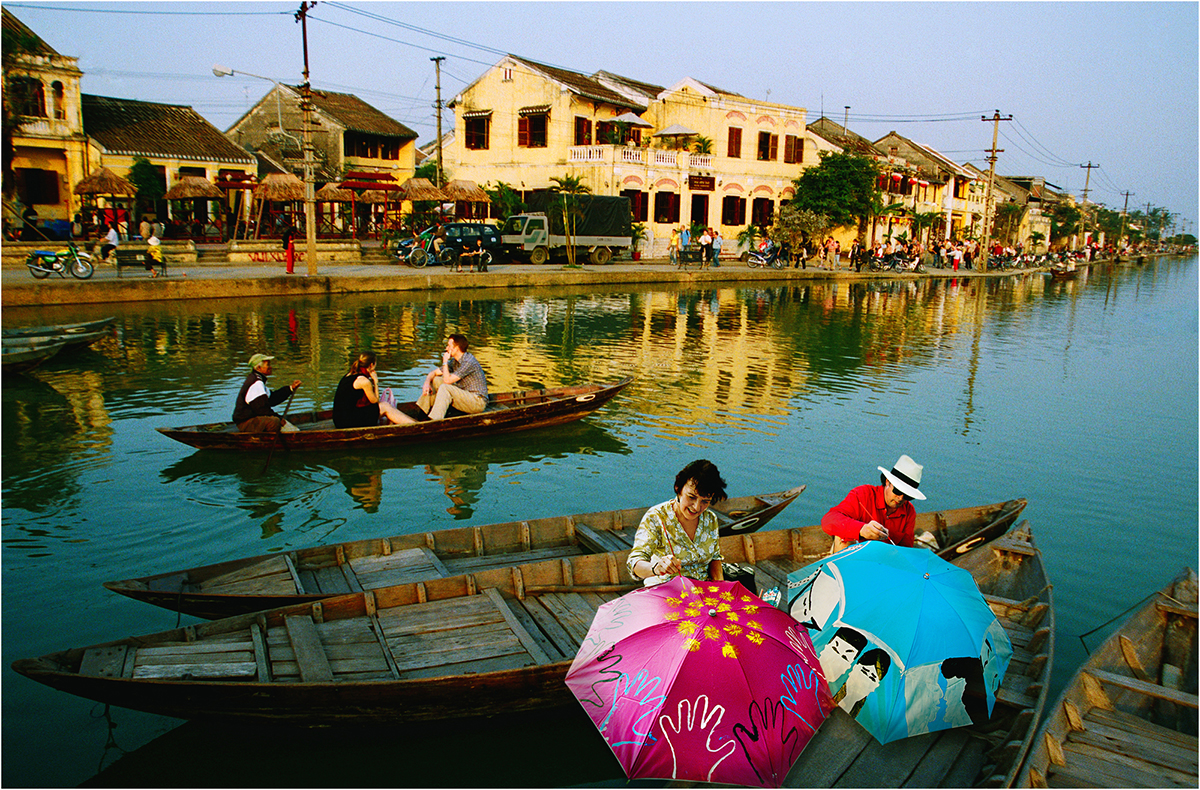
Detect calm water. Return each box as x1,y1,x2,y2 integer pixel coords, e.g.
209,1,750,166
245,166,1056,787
3,260,1196,787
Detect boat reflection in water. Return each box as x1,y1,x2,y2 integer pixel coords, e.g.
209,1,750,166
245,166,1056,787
158,419,631,522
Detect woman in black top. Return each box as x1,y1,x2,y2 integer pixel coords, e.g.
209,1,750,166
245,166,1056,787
332,352,415,428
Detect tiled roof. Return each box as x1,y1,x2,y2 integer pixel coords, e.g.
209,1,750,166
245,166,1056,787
303,88,418,139
82,95,255,164
2,8,58,56
509,56,642,111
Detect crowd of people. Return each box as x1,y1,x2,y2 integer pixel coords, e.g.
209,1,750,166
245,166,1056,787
668,225,723,268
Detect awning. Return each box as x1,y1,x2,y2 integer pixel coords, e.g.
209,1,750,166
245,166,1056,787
653,124,699,137
518,105,551,116
462,109,492,119
612,111,653,128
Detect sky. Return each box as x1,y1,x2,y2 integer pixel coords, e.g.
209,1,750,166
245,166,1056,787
7,1,1197,232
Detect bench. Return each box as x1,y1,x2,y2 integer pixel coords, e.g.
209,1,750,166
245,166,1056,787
114,248,168,278
678,248,705,268
451,250,491,273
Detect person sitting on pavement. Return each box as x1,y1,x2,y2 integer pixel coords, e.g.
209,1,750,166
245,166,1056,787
416,334,488,420
232,353,301,433
333,351,416,428
627,459,728,586
99,223,119,262
456,238,485,272
822,454,926,552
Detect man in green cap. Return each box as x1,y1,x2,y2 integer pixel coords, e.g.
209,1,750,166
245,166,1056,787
233,353,302,432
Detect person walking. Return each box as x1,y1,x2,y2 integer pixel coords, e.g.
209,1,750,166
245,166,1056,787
711,229,722,267
669,226,680,267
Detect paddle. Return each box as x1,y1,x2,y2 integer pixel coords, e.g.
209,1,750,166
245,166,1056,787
262,388,297,473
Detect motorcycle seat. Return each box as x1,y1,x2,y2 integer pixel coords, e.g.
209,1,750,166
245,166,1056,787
32,250,60,256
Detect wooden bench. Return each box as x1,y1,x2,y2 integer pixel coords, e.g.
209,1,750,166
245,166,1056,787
114,248,167,277
451,250,490,272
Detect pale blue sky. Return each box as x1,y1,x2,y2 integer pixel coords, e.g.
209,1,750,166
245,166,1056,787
9,1,1197,229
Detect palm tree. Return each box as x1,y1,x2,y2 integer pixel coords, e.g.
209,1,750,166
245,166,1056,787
995,200,1025,246
910,210,942,247
548,174,591,267
692,136,713,155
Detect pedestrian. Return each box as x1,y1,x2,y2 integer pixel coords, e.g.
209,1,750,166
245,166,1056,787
669,226,680,267
281,224,296,274
699,227,712,268
139,216,152,241
711,229,722,267
99,223,119,262
833,239,842,269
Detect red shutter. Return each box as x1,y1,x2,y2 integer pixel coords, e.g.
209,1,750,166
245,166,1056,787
769,134,779,161
518,116,529,147
728,127,742,158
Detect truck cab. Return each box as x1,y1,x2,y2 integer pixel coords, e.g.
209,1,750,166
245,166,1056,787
501,214,551,264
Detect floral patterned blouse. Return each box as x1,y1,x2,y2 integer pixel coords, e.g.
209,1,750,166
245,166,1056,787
626,499,724,585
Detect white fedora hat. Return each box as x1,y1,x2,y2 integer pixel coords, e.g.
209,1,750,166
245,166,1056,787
878,454,926,500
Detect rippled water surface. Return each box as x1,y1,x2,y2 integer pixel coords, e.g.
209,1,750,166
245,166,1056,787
3,259,1196,786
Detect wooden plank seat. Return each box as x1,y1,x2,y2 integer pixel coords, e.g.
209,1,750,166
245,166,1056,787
349,548,446,588
114,248,167,277
198,556,298,596
441,545,585,575
126,633,259,681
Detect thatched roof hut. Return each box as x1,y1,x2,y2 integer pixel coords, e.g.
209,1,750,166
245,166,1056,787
254,173,304,201
358,189,391,204
443,179,489,202
316,183,356,202
396,177,448,202
162,176,222,200
74,167,136,197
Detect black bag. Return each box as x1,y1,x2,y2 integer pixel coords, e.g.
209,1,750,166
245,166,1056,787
722,562,757,594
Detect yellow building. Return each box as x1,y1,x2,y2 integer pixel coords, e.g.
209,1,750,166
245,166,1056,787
3,7,88,237
447,56,813,257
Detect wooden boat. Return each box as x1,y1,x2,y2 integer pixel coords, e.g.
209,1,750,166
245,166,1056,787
104,483,810,619
1018,568,1196,788
1048,266,1078,280
1,337,67,373
1,316,116,342
157,378,634,451
15,499,1027,723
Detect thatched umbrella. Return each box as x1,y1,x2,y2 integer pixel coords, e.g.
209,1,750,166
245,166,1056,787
316,183,355,202
162,176,222,200
251,173,305,239
442,179,489,202
395,177,448,202
358,189,390,204
74,166,136,197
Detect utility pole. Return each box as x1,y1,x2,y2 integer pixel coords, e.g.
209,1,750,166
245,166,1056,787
843,105,850,135
978,110,1011,262
1118,190,1134,249
296,1,318,275
431,56,445,188
1078,162,1097,247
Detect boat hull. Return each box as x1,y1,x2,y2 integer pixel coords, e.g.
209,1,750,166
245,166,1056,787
157,378,632,451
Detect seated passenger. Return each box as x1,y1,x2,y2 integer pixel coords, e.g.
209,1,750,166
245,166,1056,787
332,352,416,428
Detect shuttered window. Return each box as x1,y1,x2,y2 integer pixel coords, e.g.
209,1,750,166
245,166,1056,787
727,127,742,158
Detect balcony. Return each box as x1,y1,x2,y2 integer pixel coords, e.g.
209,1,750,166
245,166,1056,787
568,145,648,165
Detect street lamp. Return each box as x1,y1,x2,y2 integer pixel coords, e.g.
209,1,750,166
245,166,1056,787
214,64,317,274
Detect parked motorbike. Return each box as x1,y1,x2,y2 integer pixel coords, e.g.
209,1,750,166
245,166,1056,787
748,242,788,270
886,252,926,273
26,242,94,280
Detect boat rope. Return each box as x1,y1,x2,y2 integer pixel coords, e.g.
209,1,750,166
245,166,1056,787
1076,588,1159,655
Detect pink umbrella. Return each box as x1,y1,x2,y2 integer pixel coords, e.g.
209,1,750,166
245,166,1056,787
565,576,832,787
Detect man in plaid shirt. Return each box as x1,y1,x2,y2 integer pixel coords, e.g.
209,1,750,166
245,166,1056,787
417,333,489,420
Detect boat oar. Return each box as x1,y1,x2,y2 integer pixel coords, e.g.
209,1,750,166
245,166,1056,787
262,388,297,473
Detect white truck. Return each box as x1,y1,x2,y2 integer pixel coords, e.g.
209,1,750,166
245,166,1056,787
500,193,632,265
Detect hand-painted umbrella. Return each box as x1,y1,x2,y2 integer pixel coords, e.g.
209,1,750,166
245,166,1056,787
783,541,1011,744
565,576,832,788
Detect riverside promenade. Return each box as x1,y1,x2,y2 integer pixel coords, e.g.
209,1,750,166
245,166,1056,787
1,254,1031,308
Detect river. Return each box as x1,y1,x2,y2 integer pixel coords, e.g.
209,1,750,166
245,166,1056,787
2,259,1196,787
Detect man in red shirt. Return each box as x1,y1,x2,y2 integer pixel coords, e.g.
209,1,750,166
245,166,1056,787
822,455,926,551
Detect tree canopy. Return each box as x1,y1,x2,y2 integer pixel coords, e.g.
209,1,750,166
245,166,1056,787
790,151,880,230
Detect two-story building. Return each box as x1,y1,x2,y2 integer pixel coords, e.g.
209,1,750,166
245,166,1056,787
874,131,980,243
446,55,814,257
4,7,88,237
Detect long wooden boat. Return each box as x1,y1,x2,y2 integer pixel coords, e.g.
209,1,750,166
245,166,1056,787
1,316,116,342
1,337,67,372
104,483,811,619
1018,568,1196,788
157,378,634,451
13,505,1046,789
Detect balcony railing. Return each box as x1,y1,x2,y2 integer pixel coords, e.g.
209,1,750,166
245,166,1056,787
688,154,712,169
564,146,710,170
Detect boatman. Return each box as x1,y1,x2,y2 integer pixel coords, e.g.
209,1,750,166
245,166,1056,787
417,334,488,420
822,454,926,551
233,353,302,433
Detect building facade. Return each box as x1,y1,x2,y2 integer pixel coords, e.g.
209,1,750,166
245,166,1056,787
446,56,814,257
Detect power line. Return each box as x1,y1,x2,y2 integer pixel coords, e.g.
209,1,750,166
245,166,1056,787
5,2,286,15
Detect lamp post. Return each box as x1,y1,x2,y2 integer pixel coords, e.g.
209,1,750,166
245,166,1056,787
214,64,317,274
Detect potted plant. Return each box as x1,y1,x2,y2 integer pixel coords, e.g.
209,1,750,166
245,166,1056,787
630,222,647,261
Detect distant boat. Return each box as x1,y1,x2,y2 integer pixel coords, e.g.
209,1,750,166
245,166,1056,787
1018,567,1196,788
2,317,116,348
158,378,634,452
1,338,67,373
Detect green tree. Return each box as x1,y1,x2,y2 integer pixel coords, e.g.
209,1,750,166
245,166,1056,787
129,156,165,221
910,210,942,246
790,151,880,235
482,180,525,224
548,173,591,267
415,161,441,183
994,200,1025,245
1048,202,1081,247
773,203,829,252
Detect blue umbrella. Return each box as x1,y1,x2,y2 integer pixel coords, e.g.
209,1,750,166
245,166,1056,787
783,541,1011,744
